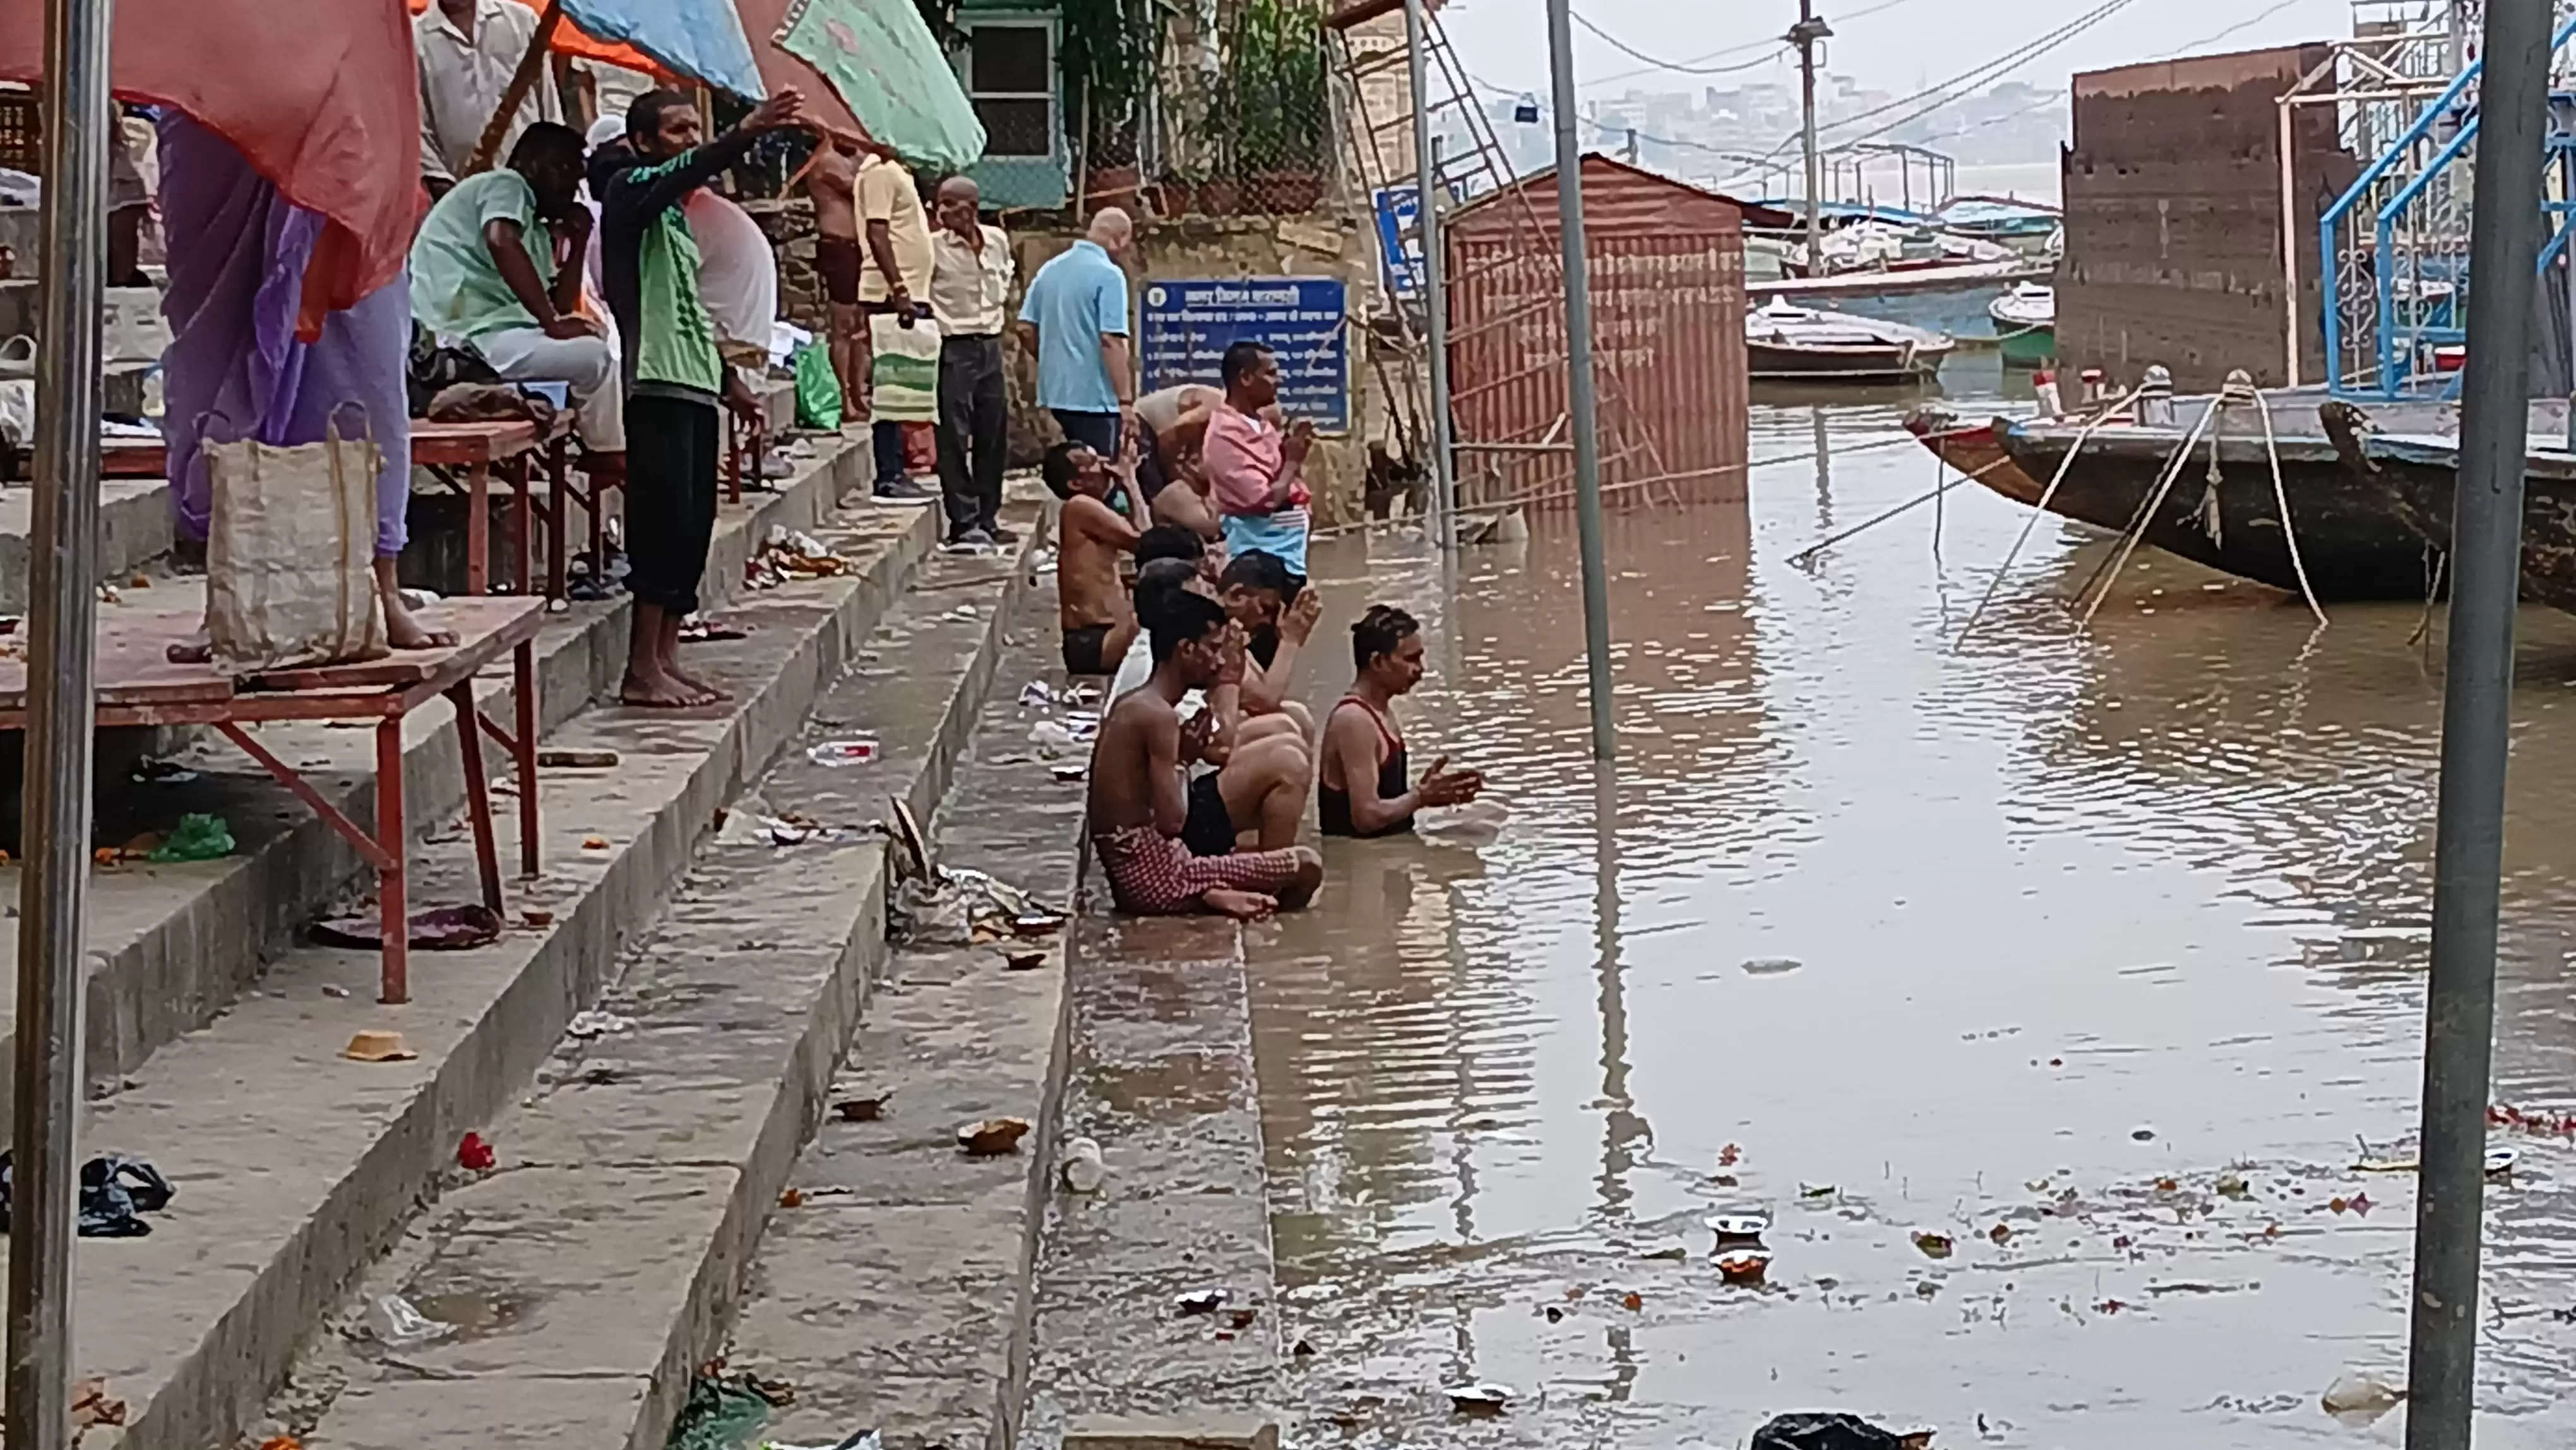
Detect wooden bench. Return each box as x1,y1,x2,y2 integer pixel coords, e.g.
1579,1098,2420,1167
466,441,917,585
0,597,546,1003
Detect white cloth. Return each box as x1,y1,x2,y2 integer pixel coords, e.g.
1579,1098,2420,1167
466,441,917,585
477,324,626,452
683,189,778,361
1109,629,1152,702
417,0,561,184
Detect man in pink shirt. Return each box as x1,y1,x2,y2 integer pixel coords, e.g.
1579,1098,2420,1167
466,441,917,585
1202,340,1314,580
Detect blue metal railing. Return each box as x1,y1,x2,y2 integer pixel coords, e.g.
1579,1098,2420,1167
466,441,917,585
2319,13,2576,398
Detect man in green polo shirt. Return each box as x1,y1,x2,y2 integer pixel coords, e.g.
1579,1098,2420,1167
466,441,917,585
595,85,807,708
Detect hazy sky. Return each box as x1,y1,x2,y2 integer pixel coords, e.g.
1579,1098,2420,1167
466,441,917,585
1445,0,2359,105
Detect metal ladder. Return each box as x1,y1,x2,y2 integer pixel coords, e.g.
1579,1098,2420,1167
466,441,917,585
1323,0,1678,515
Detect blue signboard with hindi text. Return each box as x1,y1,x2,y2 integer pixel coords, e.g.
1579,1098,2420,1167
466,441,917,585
1137,277,1350,434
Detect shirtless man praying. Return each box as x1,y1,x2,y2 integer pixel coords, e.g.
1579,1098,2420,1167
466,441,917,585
1049,436,1142,675
1088,588,1323,920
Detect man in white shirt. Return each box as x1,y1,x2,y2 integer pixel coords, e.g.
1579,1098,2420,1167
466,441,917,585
928,176,1016,547
417,0,561,197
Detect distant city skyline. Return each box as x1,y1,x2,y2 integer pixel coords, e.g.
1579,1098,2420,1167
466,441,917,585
1443,0,2364,110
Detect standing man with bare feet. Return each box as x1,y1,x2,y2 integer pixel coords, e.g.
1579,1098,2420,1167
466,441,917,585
598,85,809,707
804,136,866,448
1088,590,1323,920
1047,438,1142,676
1322,604,1483,837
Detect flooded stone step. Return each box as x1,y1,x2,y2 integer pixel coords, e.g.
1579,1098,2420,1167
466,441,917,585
12,459,943,1450
720,585,1086,1450
1021,905,1283,1447
0,421,885,1137
276,508,1049,1450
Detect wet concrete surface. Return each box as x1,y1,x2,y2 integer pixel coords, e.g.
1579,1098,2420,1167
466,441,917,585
1248,394,2576,1447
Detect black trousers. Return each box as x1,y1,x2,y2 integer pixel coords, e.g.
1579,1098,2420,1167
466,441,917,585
626,391,720,616
938,334,1007,535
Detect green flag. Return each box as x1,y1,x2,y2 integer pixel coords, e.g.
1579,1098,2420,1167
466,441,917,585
777,0,989,172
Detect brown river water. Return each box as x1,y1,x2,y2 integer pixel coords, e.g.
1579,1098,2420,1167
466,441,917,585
1248,390,2576,1448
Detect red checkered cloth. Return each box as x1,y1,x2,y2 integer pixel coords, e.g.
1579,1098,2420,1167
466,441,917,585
1095,824,1306,914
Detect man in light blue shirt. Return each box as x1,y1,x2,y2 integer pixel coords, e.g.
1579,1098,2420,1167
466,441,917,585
1015,207,1135,459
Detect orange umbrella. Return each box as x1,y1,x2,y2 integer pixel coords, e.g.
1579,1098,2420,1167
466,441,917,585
0,0,416,322
405,0,679,82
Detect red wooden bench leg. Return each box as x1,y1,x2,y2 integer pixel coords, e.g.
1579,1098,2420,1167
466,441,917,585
449,680,504,913
514,639,540,878
376,719,408,1005
548,439,569,602
511,455,532,597
466,460,492,596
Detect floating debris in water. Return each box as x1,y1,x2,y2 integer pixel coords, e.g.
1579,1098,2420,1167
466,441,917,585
1445,1383,1513,1415
957,1118,1031,1156
1741,956,1802,976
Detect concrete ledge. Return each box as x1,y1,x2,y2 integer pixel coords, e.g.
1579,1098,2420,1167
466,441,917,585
289,515,1048,1450
1022,896,1282,1445
0,425,891,1134
29,482,941,1450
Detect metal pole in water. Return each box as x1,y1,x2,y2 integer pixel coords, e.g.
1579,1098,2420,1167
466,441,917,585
1544,0,1616,762
8,0,110,1445
2407,3,2550,1445
1404,0,1457,547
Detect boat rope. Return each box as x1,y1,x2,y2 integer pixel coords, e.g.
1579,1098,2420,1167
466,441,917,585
1953,392,2133,649
2075,393,2222,628
2407,544,2448,652
1787,449,2020,568
2253,383,2329,627
2195,370,2260,549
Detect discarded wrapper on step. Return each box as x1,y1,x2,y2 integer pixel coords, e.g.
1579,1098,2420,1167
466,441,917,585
340,1029,417,1062
360,1291,453,1348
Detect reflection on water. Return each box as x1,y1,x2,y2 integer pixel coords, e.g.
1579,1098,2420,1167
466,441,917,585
1248,398,2576,1447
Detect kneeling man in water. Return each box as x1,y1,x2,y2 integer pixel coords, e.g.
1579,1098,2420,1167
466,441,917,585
1090,589,1324,919
1321,604,1483,837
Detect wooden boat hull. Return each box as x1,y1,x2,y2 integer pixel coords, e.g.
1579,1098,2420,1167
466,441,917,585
1993,323,2054,368
2329,400,2576,612
1902,408,2044,505
1995,408,2431,599
1748,338,1952,381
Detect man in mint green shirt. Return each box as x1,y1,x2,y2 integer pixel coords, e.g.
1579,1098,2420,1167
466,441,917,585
407,123,623,462
594,85,807,709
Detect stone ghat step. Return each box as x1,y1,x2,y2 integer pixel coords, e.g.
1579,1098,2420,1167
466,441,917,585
281,507,1051,1450
0,421,892,1140
722,581,1087,1450
6,473,945,1450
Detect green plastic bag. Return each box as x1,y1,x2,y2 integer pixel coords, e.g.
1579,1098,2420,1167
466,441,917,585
794,342,842,431
148,813,234,863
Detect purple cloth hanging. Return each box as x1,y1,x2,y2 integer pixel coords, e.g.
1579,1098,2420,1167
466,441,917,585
157,112,412,556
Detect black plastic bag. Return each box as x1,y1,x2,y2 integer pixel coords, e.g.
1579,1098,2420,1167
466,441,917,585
1750,1412,1930,1450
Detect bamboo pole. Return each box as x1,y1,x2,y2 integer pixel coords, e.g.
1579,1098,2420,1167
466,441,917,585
464,0,565,177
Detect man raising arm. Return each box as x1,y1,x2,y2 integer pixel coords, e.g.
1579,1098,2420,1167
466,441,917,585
597,85,809,707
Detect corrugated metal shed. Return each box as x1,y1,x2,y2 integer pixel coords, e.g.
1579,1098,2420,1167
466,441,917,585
2058,43,2355,390
1444,153,1750,509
